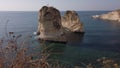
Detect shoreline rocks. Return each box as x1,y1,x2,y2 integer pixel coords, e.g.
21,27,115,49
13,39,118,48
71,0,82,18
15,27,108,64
37,6,84,42
92,9,120,23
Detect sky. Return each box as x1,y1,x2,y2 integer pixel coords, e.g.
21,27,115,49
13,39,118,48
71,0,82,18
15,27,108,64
0,0,120,11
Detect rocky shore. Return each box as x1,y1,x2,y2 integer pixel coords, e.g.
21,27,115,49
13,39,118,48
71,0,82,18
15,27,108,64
92,9,120,23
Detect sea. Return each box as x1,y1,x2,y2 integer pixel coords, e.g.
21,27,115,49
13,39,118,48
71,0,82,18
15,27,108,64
0,11,120,65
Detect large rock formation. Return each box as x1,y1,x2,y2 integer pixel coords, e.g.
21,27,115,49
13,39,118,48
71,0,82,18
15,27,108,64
37,6,66,42
62,11,84,32
37,6,84,42
92,9,120,22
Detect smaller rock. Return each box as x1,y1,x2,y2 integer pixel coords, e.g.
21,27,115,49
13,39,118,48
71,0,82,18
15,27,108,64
62,10,84,33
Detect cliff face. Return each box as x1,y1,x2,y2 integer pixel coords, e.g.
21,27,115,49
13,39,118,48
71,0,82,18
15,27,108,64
92,9,120,22
62,11,84,32
37,6,84,42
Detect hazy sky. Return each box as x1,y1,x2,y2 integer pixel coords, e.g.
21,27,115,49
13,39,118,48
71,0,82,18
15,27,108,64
0,0,120,11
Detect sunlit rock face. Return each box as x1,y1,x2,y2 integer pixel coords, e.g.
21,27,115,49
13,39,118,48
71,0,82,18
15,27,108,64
37,6,66,42
37,6,84,42
62,11,84,32
92,9,120,22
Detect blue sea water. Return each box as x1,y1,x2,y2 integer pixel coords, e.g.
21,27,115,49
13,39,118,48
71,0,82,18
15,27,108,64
0,11,38,37
0,11,120,64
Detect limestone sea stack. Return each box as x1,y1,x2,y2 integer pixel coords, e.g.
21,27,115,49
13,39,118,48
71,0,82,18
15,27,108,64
37,6,84,42
37,6,66,42
92,9,120,22
62,11,84,32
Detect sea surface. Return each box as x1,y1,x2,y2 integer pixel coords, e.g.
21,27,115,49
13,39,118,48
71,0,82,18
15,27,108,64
0,11,120,65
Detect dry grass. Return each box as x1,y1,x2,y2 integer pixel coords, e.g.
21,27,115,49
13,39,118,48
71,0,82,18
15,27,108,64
0,32,72,68
0,32,51,68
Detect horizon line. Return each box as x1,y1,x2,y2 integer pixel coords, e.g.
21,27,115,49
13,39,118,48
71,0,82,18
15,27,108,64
0,10,113,12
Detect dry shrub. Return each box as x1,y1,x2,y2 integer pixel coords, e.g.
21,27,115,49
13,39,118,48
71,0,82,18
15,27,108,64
96,57,120,68
0,32,56,68
0,57,4,68
0,32,50,68
10,48,50,68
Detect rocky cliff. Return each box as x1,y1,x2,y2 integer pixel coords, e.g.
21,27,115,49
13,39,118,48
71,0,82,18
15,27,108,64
92,9,120,22
37,6,84,42
62,11,84,32
37,6,67,42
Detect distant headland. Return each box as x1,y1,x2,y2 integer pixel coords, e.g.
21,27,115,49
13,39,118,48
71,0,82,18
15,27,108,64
92,9,120,23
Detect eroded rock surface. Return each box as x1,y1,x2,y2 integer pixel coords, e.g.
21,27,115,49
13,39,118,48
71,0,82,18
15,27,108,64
37,6,66,42
62,11,84,32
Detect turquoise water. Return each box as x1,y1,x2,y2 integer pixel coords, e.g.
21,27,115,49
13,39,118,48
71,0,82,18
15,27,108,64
0,11,120,65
